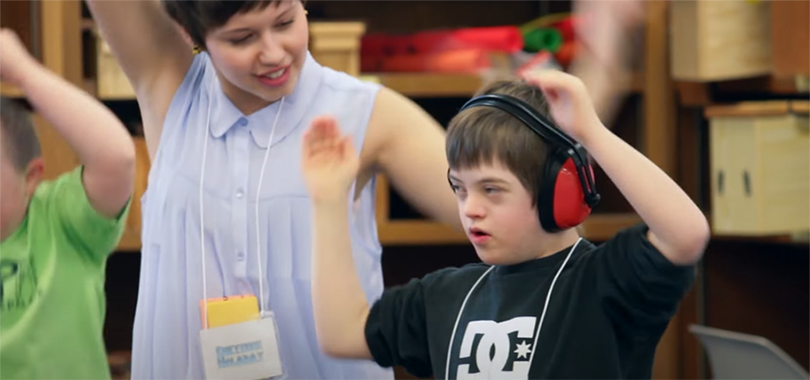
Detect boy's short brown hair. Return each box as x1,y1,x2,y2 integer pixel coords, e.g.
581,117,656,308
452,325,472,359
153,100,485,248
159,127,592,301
162,0,294,49
0,96,41,172
445,78,553,207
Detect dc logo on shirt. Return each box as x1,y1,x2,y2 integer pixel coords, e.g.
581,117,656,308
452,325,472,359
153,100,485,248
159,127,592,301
456,316,536,379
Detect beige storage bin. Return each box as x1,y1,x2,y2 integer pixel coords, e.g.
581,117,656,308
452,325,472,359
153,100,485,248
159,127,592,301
670,0,772,82
96,29,136,100
308,21,365,76
707,101,809,236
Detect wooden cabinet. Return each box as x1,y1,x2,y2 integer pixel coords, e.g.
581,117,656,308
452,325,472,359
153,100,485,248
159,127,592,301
669,0,772,82
670,0,810,83
308,21,365,77
706,101,810,236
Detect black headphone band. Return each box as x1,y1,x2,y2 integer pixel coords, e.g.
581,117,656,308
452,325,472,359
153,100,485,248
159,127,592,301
459,94,586,164
458,93,600,207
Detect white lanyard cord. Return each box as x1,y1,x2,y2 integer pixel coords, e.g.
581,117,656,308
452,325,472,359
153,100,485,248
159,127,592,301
527,237,581,366
199,88,285,327
254,97,285,317
444,238,582,379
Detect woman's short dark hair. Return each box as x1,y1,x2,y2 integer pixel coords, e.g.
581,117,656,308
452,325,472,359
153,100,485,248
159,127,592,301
162,0,292,49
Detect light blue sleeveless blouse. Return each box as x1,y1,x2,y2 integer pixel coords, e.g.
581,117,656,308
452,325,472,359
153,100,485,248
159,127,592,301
130,51,392,380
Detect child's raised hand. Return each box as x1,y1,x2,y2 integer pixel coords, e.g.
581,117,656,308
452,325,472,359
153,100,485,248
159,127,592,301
521,69,603,144
301,116,360,203
574,0,645,71
0,28,37,86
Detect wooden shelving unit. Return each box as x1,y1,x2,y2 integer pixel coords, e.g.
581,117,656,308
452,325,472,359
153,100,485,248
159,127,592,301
3,2,670,250
78,13,652,247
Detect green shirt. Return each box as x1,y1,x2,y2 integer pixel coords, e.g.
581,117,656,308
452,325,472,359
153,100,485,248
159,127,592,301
0,167,131,379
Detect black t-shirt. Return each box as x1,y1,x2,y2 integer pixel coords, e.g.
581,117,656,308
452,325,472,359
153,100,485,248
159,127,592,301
364,223,696,379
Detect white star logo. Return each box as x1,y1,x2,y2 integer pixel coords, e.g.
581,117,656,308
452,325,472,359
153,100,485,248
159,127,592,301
514,340,532,359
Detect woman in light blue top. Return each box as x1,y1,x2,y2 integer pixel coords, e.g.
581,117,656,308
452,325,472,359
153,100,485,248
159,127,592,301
87,0,460,378
87,0,644,378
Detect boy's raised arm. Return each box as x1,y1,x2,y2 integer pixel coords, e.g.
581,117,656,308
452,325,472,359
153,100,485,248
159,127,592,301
0,29,135,219
522,70,710,266
302,116,374,360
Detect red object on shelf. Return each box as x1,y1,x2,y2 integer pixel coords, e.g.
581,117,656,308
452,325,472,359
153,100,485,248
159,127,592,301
554,40,578,67
362,26,523,58
361,48,491,74
550,17,577,41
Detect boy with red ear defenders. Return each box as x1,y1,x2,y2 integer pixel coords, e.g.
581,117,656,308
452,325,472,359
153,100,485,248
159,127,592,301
301,68,709,379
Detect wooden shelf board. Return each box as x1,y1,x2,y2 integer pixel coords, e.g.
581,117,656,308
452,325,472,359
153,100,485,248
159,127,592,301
363,72,484,98
715,74,810,95
101,71,485,100
580,212,642,241
1,82,24,97
709,232,808,245
378,212,640,246
379,220,467,246
98,70,643,101
118,210,643,249
364,71,644,98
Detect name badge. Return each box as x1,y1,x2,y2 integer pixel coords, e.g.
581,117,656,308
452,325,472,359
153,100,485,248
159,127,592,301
200,315,284,379
199,295,284,379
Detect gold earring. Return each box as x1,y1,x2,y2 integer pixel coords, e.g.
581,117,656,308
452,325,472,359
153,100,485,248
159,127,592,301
304,9,308,15
192,44,200,54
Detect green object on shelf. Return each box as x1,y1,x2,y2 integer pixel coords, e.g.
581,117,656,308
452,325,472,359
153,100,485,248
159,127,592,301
523,28,563,53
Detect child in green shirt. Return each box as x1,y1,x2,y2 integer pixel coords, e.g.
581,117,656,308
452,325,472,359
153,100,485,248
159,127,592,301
0,28,135,379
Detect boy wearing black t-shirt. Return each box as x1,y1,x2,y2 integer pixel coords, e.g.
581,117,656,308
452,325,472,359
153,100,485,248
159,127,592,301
301,69,709,379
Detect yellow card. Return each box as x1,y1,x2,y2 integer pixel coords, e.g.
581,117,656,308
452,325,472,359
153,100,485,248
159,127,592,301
200,295,260,329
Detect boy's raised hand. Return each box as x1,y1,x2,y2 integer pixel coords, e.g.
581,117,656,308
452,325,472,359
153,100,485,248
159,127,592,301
0,28,38,86
521,70,603,144
302,116,360,204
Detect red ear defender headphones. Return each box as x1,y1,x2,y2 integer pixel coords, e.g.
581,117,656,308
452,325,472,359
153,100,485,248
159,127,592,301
458,93,600,232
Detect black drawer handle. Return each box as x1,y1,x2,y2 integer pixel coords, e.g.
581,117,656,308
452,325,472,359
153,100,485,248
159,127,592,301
717,170,724,195
743,170,752,197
